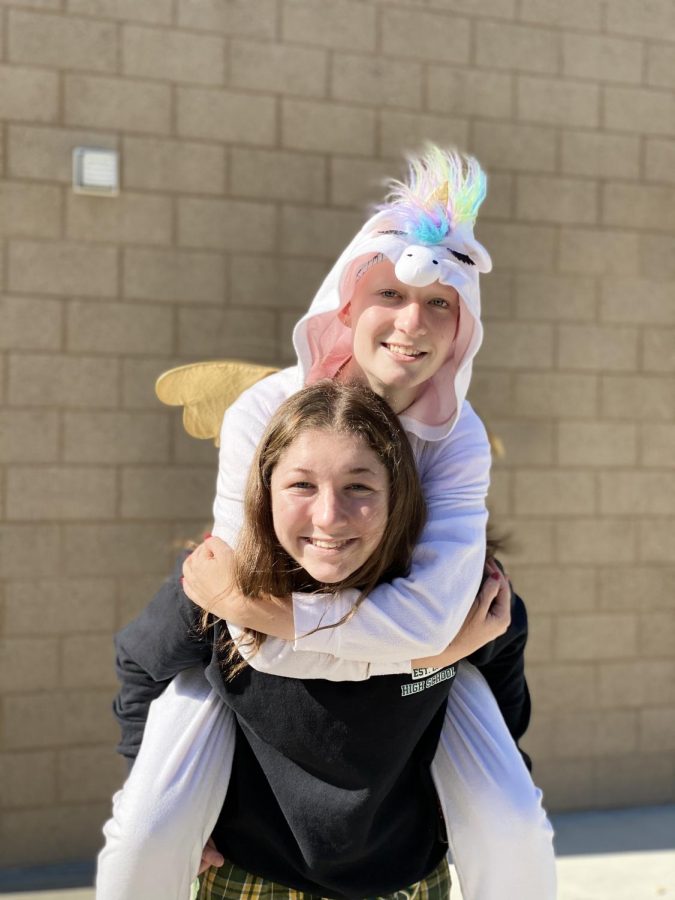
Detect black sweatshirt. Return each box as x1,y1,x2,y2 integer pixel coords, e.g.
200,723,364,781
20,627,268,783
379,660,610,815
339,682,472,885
113,555,531,894
212,638,451,897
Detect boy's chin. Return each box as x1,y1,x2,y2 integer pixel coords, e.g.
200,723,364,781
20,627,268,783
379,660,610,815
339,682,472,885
371,367,429,396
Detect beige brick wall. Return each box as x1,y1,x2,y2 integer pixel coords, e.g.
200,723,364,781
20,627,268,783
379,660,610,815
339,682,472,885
0,0,673,869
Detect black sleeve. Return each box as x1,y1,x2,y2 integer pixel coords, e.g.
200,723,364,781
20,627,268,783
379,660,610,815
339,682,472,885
112,552,213,766
466,585,533,771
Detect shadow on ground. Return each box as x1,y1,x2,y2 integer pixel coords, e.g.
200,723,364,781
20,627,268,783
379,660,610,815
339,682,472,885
552,805,675,856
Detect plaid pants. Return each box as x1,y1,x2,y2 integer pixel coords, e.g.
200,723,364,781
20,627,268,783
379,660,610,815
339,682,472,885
196,856,450,900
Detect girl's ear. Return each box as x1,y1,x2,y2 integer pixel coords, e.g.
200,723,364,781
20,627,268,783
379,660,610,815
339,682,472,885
338,303,352,327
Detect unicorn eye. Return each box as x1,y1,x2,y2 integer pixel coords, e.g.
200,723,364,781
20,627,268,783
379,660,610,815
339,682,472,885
448,249,476,267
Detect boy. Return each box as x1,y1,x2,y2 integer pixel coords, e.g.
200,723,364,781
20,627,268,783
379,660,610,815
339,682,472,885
105,147,555,900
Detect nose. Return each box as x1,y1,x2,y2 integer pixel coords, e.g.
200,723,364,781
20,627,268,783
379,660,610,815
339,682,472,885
312,487,348,531
395,300,426,336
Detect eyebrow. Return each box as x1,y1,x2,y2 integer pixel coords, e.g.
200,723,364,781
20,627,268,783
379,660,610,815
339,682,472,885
286,466,379,476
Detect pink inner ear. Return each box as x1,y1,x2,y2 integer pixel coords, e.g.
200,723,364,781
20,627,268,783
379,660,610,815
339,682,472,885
304,314,353,385
338,303,352,327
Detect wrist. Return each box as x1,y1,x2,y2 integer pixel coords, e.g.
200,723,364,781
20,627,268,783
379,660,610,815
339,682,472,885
221,591,295,640
412,641,462,669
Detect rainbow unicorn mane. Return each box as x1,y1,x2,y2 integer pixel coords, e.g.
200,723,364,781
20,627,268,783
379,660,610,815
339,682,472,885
378,145,487,245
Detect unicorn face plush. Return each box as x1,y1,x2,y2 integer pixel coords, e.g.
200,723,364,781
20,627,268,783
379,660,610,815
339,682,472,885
293,145,492,441
394,245,446,287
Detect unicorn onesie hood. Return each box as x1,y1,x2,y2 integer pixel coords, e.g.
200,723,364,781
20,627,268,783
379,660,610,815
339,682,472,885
292,145,492,442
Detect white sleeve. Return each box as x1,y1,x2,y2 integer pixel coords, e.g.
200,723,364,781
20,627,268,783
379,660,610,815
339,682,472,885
231,628,410,680
291,405,490,662
210,389,269,549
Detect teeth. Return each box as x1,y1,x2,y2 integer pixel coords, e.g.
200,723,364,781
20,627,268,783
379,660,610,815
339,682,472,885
309,539,349,549
386,344,424,357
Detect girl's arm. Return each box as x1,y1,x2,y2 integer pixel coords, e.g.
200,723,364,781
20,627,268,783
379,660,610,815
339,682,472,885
113,554,212,764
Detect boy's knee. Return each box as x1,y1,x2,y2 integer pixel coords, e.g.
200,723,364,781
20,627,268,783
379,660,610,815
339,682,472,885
469,781,552,847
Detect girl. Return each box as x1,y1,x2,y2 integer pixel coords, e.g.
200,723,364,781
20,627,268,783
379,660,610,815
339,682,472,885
108,146,556,899
99,380,509,899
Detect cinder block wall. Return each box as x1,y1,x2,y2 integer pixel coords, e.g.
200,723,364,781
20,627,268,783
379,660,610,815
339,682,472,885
1,0,673,868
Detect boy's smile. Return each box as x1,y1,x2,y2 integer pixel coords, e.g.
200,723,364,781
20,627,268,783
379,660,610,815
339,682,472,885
340,259,460,413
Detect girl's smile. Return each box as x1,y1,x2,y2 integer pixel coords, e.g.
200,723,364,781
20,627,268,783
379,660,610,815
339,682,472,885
270,428,389,585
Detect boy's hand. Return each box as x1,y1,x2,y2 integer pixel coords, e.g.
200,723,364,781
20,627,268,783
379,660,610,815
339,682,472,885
182,536,237,613
412,557,511,670
182,537,295,639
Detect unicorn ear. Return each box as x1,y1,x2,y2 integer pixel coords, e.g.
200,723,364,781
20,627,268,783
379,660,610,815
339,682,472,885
470,240,492,274
450,222,492,274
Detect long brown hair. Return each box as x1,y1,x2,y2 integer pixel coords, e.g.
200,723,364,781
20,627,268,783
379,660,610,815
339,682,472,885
223,380,426,674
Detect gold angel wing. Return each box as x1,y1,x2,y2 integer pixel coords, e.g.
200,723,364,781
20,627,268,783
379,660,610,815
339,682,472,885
155,360,278,446
486,427,505,459
471,408,505,459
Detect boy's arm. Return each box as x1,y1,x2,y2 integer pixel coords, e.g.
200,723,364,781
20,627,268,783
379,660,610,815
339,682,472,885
113,554,212,764
211,380,489,671
185,547,509,678
466,587,532,768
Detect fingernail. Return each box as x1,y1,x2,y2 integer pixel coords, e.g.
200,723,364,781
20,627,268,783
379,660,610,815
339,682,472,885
203,532,212,540
490,571,500,580
179,576,184,583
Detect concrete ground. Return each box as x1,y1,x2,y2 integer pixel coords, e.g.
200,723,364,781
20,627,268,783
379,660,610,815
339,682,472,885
1,805,673,899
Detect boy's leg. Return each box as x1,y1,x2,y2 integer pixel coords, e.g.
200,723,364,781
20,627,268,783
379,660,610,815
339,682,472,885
430,662,556,900
97,666,235,900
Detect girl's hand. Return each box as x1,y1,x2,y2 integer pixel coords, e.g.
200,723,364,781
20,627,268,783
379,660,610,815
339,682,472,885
182,537,295,639
412,558,511,670
197,836,224,875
